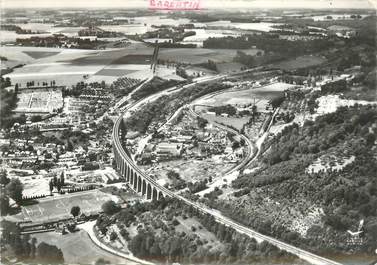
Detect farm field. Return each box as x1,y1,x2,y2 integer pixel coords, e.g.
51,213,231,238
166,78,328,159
2,44,256,87
11,190,120,223
33,230,137,265
275,55,326,70
158,47,261,64
2,45,151,86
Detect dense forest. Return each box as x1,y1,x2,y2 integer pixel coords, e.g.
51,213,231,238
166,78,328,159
211,105,377,254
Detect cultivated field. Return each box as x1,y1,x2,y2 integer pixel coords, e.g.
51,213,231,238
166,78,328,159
159,48,260,64
3,44,254,87
275,55,326,70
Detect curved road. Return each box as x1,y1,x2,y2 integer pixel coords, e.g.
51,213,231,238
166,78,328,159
112,72,343,265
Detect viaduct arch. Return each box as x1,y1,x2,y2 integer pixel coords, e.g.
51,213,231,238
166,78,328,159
111,100,342,265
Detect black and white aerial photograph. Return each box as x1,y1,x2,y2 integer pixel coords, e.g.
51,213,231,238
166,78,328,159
0,0,376,264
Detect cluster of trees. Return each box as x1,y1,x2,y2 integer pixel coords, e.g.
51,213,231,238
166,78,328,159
49,172,65,194
270,95,285,109
204,186,223,200
187,179,208,194
22,194,47,201
1,76,11,88
24,80,56,88
125,82,231,134
176,67,188,79
63,81,106,97
82,162,100,171
166,171,186,190
1,220,64,264
204,34,334,58
208,104,237,116
198,60,217,71
70,206,81,217
16,36,106,49
1,172,24,215
158,42,196,48
1,78,23,129
321,79,347,94
66,185,95,194
196,116,208,129
233,50,257,68
1,24,42,34
101,200,121,215
259,105,375,167
131,77,180,101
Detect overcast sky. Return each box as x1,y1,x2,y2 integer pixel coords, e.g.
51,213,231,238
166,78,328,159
1,0,375,9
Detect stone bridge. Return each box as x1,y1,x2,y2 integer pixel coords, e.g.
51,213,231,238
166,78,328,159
112,115,170,201
111,88,343,265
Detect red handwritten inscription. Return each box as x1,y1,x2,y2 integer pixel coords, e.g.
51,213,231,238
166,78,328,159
149,0,201,10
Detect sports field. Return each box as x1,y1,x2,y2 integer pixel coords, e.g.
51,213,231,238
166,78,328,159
14,190,120,222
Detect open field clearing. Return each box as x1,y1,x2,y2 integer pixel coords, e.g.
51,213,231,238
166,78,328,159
306,155,355,174
175,216,225,251
12,190,120,222
33,230,137,265
196,82,293,107
159,48,260,64
16,175,51,197
275,55,326,70
315,94,377,116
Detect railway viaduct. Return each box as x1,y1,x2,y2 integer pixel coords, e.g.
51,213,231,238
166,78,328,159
111,82,343,265
112,115,169,201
